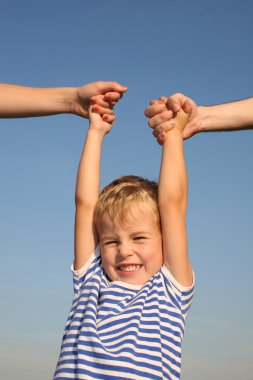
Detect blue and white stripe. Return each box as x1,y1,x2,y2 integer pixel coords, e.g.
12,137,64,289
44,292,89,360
54,246,194,380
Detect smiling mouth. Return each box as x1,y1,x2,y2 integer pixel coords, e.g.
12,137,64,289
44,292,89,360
117,264,143,273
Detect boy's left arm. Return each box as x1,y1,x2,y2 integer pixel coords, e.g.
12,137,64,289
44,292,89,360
150,106,193,287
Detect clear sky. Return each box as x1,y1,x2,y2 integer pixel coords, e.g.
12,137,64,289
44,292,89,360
0,1,253,379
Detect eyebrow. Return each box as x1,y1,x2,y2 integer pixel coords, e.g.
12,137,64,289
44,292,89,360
100,235,117,241
131,231,153,236
100,231,153,240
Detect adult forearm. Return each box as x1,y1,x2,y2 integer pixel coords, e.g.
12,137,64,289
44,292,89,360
0,84,76,118
158,127,187,207
75,129,105,208
199,97,253,133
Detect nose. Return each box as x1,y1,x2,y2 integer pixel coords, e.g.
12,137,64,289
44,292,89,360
118,242,133,258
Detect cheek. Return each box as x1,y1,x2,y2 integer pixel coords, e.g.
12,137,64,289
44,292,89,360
148,251,163,265
101,249,115,268
148,242,163,266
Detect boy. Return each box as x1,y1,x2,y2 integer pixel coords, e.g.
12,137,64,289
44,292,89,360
54,96,194,380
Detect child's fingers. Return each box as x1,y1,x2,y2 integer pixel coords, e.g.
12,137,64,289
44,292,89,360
148,109,174,129
102,114,115,124
145,103,166,118
92,104,114,115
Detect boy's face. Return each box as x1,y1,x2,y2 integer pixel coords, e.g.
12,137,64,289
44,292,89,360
97,203,163,285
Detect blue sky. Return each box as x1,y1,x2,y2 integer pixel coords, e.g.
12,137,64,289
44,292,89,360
0,0,253,379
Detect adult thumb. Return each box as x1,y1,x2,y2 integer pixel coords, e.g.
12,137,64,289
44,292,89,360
97,81,128,94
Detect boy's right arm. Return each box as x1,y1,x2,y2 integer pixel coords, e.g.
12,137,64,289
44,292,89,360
146,100,193,287
74,106,115,270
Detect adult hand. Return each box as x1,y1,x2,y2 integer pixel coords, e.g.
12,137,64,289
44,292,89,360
166,93,199,139
72,81,128,119
145,97,175,144
145,93,200,140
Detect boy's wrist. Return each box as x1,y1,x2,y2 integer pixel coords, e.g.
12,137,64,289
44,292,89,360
87,126,107,140
163,125,183,143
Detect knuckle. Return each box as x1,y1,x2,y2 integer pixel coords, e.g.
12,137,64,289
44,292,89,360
160,110,171,121
148,119,154,128
96,81,103,89
155,125,161,133
159,96,167,103
168,93,180,103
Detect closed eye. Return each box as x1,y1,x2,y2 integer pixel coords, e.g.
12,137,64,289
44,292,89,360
104,240,118,246
133,236,147,241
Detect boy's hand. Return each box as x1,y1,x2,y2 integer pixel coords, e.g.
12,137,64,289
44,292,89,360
145,93,198,141
145,96,189,145
72,81,128,118
145,97,175,145
88,98,115,135
167,93,199,139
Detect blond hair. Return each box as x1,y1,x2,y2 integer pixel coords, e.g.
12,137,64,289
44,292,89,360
94,175,160,229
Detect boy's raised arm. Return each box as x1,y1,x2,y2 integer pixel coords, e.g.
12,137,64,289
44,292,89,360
74,105,115,270
147,102,193,287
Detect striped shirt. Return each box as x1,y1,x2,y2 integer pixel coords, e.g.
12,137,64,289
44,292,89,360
54,246,194,380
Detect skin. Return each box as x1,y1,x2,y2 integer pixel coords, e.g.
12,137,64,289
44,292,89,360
74,90,192,287
145,93,253,142
74,98,117,270
157,110,193,287
73,81,128,119
145,94,198,143
97,204,163,286
0,81,127,119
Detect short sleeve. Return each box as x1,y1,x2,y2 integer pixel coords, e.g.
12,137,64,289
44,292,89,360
71,245,101,297
161,265,195,318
